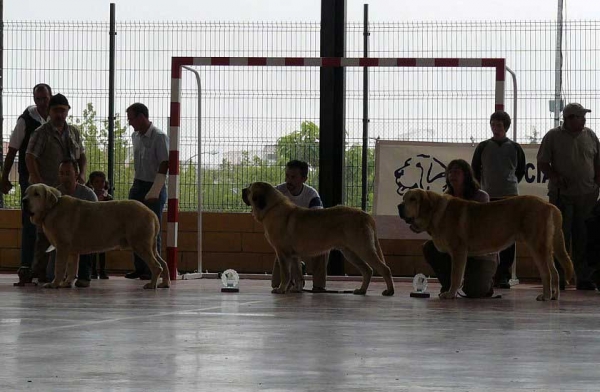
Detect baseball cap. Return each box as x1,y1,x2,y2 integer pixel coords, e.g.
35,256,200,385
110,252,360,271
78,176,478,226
563,103,591,117
48,93,71,110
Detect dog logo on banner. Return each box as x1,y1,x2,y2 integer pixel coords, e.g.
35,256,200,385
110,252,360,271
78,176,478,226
394,154,447,196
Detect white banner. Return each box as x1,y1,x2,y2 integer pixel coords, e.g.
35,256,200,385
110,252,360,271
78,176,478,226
373,140,549,239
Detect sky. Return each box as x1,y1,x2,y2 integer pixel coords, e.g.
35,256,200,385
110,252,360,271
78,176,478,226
6,0,600,22
4,0,600,168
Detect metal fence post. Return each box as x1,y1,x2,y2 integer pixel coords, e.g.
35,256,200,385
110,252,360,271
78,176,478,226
0,0,4,208
108,3,116,196
361,3,369,212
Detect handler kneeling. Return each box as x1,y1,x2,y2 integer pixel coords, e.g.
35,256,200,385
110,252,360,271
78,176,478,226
423,159,497,298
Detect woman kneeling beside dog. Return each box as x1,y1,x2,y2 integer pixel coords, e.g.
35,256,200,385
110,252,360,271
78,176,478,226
423,159,498,298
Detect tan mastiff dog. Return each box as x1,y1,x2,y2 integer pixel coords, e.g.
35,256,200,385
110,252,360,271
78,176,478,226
242,182,394,296
398,189,574,301
23,183,170,289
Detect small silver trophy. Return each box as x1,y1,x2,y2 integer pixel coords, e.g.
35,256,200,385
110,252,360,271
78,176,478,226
221,269,240,293
410,273,430,298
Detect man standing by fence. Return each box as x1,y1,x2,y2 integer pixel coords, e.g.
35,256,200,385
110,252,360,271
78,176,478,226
124,103,169,280
26,93,87,282
1,83,52,284
537,103,600,290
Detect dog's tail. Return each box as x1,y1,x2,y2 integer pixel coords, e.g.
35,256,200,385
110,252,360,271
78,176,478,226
374,231,385,264
552,206,574,284
365,216,385,262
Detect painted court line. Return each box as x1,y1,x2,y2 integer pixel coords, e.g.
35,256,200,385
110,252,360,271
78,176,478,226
0,297,293,336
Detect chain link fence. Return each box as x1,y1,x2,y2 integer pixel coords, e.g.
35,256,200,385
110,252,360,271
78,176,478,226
2,20,599,211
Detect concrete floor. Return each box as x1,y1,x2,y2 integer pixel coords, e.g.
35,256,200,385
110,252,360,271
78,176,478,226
1,274,600,391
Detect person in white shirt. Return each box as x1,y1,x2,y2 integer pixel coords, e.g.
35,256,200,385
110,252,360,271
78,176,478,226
124,103,169,280
272,160,329,292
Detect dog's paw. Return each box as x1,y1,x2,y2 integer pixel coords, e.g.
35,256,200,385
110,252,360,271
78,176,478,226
382,289,394,296
143,282,157,290
536,293,551,301
157,282,170,289
439,291,457,299
59,281,73,288
43,282,59,289
353,288,367,295
271,287,286,294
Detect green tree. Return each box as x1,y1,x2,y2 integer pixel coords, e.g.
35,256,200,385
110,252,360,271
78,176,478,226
72,103,107,176
275,121,320,167
196,153,281,211
108,115,135,200
345,144,375,210
71,103,132,199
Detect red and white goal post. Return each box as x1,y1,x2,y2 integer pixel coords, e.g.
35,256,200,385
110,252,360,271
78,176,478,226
167,56,506,280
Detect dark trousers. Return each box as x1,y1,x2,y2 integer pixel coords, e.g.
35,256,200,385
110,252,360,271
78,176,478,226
489,198,515,283
423,240,497,298
494,243,516,283
19,182,37,269
32,229,52,279
128,179,166,274
91,253,107,274
550,189,599,284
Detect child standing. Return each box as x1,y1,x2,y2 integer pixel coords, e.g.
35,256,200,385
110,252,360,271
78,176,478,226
87,171,113,279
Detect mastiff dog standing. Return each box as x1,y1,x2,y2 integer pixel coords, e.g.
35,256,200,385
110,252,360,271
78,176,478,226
23,183,170,289
398,189,574,301
242,182,394,296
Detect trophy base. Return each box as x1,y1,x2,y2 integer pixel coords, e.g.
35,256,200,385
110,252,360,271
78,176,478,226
221,287,239,293
410,291,430,298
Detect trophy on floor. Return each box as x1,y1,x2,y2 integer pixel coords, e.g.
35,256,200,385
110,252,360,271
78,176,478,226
221,269,240,293
410,273,430,298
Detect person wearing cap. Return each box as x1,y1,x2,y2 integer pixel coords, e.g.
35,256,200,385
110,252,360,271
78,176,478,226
124,102,169,280
471,110,526,289
537,103,600,290
25,93,87,281
1,83,52,284
26,93,87,186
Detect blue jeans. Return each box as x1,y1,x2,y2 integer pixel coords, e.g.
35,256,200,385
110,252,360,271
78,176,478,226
47,253,94,282
128,179,166,274
20,182,37,269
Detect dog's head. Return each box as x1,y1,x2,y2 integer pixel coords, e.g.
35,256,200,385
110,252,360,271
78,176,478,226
242,182,285,222
22,183,62,225
397,189,439,233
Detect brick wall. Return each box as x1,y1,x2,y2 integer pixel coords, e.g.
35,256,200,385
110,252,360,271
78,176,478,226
0,209,538,278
